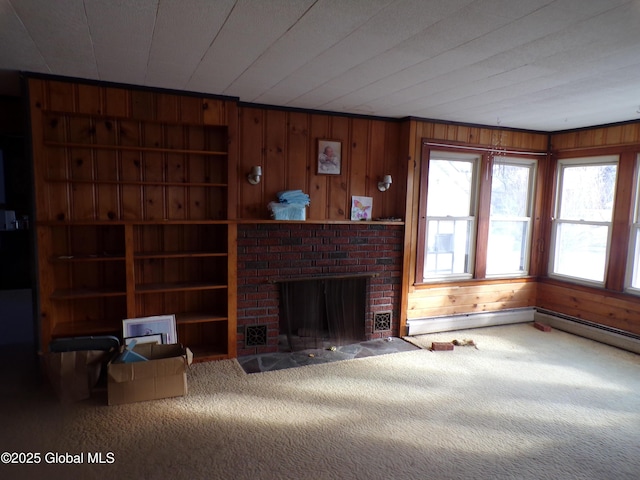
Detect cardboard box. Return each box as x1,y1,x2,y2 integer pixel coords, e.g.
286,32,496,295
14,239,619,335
42,350,112,403
107,343,192,406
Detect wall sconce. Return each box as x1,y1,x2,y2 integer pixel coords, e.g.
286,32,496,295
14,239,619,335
247,166,262,185
377,174,392,192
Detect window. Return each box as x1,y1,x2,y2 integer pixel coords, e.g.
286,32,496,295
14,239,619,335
416,143,544,285
550,156,618,285
627,155,640,291
486,158,537,276
422,151,479,281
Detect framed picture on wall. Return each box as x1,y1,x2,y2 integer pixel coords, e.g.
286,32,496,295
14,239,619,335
317,139,342,175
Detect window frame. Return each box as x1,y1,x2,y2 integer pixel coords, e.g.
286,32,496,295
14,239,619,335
485,157,538,278
625,154,640,293
549,155,619,287
415,141,547,286
420,150,481,282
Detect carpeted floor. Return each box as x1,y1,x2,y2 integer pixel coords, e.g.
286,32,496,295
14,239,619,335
2,322,640,479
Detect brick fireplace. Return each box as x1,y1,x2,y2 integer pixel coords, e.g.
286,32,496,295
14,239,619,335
236,222,403,356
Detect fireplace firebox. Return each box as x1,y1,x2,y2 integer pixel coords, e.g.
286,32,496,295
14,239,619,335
278,274,374,351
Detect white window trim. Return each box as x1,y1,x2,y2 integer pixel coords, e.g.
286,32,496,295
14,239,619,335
424,216,476,282
423,151,480,282
485,216,533,278
549,155,618,287
624,154,640,294
486,157,537,278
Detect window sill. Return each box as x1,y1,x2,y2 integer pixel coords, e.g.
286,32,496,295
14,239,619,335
414,276,536,288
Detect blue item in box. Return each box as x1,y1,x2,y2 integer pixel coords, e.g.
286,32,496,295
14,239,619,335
114,339,149,363
268,202,306,220
277,190,311,206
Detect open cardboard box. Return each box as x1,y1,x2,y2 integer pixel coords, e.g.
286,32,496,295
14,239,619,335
42,349,113,403
107,343,193,406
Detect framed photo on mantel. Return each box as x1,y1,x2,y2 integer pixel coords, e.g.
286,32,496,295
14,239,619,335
351,196,372,221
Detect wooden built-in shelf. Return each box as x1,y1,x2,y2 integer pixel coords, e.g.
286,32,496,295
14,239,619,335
32,80,237,361
45,178,228,188
38,220,232,226
51,288,127,300
135,251,227,259
175,312,228,324
135,282,227,294
189,348,229,363
43,140,228,157
51,254,125,262
52,320,120,338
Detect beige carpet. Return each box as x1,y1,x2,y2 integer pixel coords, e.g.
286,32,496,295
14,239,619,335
2,323,640,480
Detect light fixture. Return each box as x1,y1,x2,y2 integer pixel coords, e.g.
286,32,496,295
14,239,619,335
377,174,392,192
247,166,262,185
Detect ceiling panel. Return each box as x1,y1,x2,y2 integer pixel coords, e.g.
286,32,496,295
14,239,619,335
84,0,158,84
185,0,317,94
254,0,473,105
303,4,572,114
226,0,394,101
10,0,97,79
1,0,639,131
0,1,47,71
145,0,236,89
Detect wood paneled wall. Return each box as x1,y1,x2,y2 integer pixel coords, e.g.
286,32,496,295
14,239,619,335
28,79,234,124
236,106,406,221
27,76,640,343
551,122,640,150
537,280,640,336
538,121,640,334
410,121,548,152
402,119,548,328
407,280,537,319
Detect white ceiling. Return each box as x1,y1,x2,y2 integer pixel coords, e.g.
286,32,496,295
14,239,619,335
1,0,640,131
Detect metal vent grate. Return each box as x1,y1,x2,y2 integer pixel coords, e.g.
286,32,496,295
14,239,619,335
373,311,392,332
245,325,268,347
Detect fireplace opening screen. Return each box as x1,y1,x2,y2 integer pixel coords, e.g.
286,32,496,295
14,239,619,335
279,277,366,351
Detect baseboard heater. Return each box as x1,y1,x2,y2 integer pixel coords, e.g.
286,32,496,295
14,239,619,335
405,308,535,336
534,308,640,355
406,307,640,356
